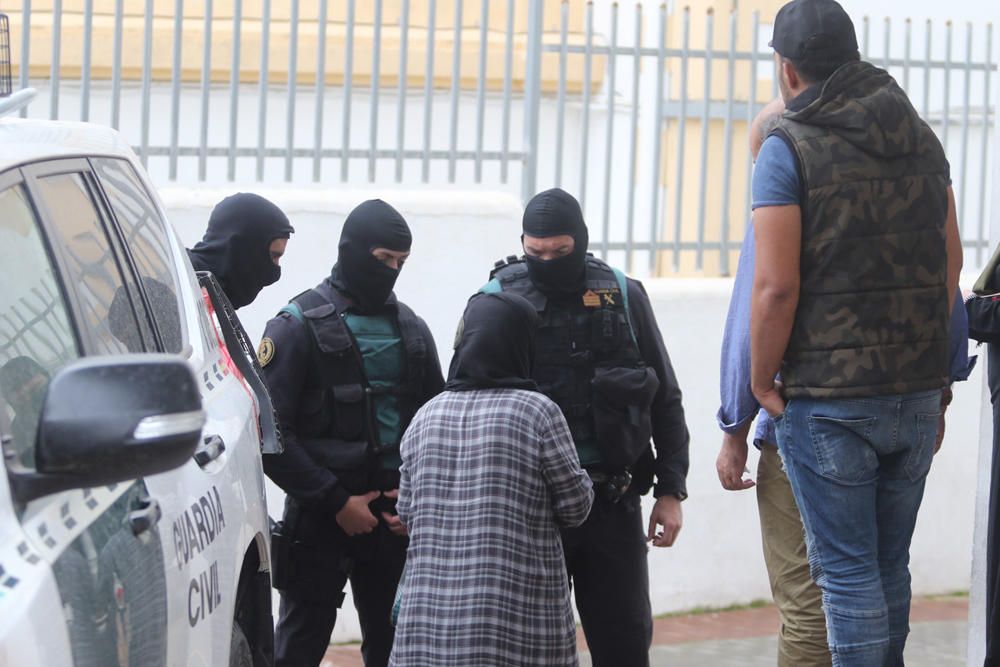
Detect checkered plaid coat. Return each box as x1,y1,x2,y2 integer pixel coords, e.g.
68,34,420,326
389,388,594,666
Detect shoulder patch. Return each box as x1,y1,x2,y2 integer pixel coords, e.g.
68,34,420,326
257,337,275,367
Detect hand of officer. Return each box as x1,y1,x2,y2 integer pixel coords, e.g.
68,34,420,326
335,491,380,536
717,433,755,491
647,495,683,548
380,489,408,537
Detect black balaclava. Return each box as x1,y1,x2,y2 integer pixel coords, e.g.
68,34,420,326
522,188,590,298
445,292,540,392
329,199,412,314
188,193,294,309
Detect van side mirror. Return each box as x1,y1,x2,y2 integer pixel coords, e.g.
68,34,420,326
8,355,204,503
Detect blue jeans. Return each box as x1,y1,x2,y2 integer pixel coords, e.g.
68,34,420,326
774,390,942,667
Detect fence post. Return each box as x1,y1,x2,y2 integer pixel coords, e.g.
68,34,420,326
521,0,545,205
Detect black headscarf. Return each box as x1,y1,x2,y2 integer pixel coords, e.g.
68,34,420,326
329,199,412,314
445,292,540,392
522,188,590,298
188,193,294,309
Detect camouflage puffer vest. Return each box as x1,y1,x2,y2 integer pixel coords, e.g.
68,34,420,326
773,60,950,399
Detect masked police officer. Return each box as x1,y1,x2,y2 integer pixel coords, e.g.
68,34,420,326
259,199,444,667
187,192,294,310
483,188,690,667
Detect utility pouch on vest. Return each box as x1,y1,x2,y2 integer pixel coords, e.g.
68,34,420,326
301,437,370,469
298,437,371,494
331,383,367,440
591,366,659,468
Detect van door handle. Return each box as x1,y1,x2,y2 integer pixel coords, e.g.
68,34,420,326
128,497,162,536
194,435,226,467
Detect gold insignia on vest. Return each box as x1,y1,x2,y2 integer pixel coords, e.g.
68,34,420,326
582,290,601,308
602,292,616,306
257,337,275,367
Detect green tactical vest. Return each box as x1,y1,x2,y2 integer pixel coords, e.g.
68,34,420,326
342,313,405,470
282,284,426,474
774,61,951,399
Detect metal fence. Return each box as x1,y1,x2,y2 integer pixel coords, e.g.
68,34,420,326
8,1,998,276
534,4,998,275
0,281,76,366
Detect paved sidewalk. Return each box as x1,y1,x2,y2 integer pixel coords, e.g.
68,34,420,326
321,596,969,666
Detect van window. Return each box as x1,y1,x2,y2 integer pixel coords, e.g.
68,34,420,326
93,159,184,353
33,172,148,355
0,185,80,470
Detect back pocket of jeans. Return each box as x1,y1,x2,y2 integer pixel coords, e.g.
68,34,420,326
906,412,941,482
807,415,878,485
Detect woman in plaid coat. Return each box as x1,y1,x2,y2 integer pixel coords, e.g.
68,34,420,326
389,292,594,666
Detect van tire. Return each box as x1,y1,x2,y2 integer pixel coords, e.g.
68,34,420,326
229,621,253,667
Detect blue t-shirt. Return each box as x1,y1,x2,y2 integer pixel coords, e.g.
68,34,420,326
751,132,953,208
751,136,800,210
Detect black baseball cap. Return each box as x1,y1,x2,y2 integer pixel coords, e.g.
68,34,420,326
770,0,858,61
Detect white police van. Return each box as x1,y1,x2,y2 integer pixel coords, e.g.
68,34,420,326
0,92,278,665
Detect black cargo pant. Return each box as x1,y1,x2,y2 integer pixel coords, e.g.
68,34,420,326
273,504,407,667
561,491,652,667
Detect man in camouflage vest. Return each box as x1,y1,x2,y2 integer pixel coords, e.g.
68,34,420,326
749,0,962,664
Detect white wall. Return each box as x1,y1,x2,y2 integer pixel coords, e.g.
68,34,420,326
968,41,1000,665
161,187,983,642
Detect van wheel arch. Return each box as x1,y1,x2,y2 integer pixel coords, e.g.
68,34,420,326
232,533,273,667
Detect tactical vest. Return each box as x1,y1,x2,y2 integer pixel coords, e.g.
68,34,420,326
485,256,643,466
774,61,950,399
283,285,429,474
